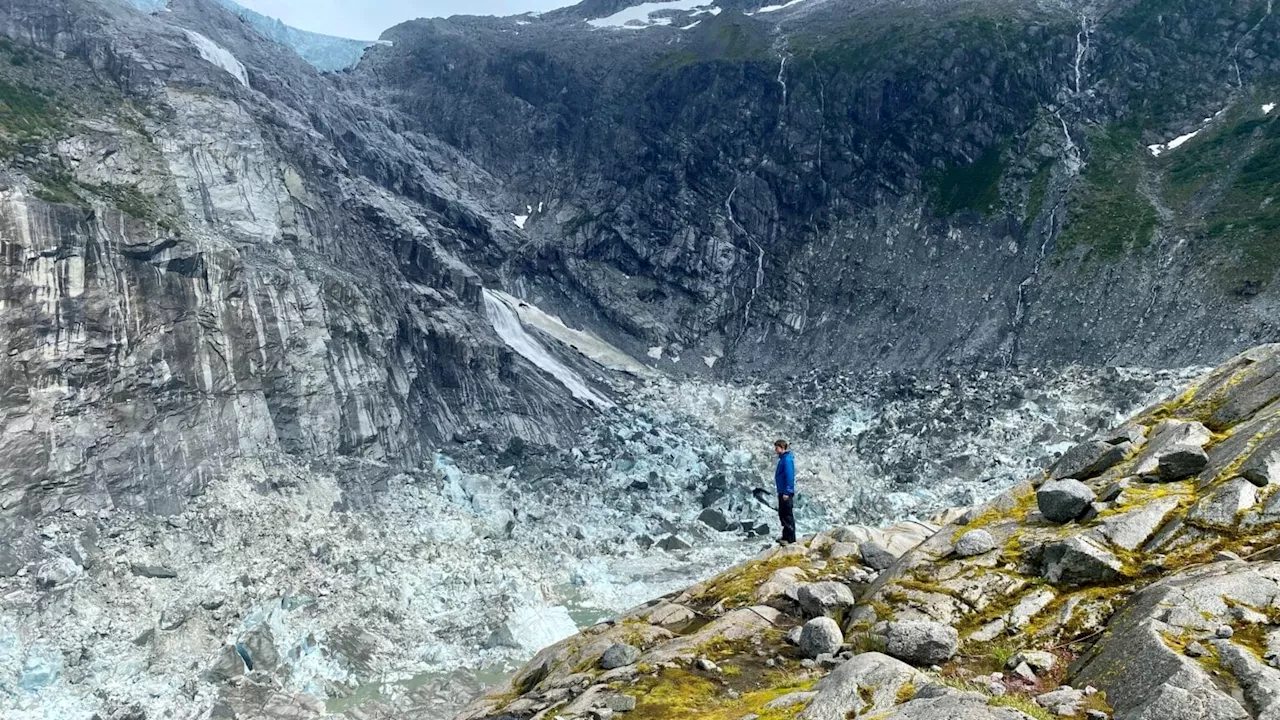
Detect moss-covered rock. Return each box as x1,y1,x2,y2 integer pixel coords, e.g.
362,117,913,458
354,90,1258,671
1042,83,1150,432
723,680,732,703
456,345,1280,720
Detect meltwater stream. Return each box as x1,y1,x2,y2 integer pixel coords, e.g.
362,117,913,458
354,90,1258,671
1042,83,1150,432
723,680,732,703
483,289,614,408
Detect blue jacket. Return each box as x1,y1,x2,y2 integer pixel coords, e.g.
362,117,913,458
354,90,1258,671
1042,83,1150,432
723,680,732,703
775,451,796,495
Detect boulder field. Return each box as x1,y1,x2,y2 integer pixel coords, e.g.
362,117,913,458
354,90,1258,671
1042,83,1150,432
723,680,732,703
455,344,1280,720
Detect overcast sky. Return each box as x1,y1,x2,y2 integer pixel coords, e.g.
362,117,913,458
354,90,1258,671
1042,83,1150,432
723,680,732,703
237,0,573,41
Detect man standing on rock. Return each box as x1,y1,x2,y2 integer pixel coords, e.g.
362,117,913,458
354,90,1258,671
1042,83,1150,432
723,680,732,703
774,440,797,544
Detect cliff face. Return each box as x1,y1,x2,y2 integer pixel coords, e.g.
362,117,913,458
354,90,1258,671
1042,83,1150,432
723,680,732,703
0,0,590,524
1,1,1279,719
462,344,1280,720
361,0,1280,372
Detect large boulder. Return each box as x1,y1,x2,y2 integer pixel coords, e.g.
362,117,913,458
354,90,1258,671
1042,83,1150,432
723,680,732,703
954,529,996,557
797,582,857,619
657,534,692,552
600,643,640,670
1099,497,1181,551
1200,345,1280,429
697,508,735,532
1188,478,1258,529
1133,420,1213,477
799,617,843,659
755,566,809,604
798,652,927,720
1037,479,1096,523
1050,439,1131,481
884,621,959,666
860,542,899,571
1156,446,1210,482
1040,536,1124,586
1239,436,1280,487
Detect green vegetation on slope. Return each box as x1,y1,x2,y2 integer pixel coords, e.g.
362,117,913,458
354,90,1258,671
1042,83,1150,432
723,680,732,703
1058,122,1159,259
1147,97,1280,292
655,13,772,71
1025,160,1054,230
1202,115,1280,292
926,147,1006,216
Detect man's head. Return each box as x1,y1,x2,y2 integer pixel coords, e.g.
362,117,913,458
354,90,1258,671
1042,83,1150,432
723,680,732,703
774,439,789,455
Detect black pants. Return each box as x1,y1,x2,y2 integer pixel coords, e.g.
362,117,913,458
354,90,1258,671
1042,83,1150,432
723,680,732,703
777,493,796,543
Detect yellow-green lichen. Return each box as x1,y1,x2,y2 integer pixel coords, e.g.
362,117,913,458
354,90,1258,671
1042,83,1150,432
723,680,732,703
989,694,1054,720
626,666,818,720
895,681,918,705
693,552,813,610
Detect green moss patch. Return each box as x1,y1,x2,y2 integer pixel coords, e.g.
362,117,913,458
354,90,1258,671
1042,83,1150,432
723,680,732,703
693,551,812,611
1024,160,1054,230
627,666,817,720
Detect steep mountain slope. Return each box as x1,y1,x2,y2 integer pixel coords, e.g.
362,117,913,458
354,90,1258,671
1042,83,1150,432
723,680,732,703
1,1,1277,719
0,0,593,524
124,0,374,69
360,0,1280,373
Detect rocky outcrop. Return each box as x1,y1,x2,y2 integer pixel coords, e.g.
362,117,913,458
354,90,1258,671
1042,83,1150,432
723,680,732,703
0,0,600,527
363,0,1280,375
460,344,1280,720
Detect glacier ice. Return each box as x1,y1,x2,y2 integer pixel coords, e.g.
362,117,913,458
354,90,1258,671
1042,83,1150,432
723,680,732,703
488,606,578,654
183,30,249,87
483,289,614,408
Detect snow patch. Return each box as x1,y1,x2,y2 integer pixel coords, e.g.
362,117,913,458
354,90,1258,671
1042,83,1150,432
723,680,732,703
1148,129,1203,157
483,290,614,408
1265,103,1276,115
755,0,808,13
587,0,710,29
513,204,534,229
1167,130,1201,150
496,290,653,377
648,346,664,360
182,30,249,88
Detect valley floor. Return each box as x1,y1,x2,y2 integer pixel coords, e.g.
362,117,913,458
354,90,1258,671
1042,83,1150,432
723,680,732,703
0,365,1192,719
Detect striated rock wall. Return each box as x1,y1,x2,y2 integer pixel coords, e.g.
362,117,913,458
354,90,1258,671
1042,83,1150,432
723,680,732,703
0,0,594,524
